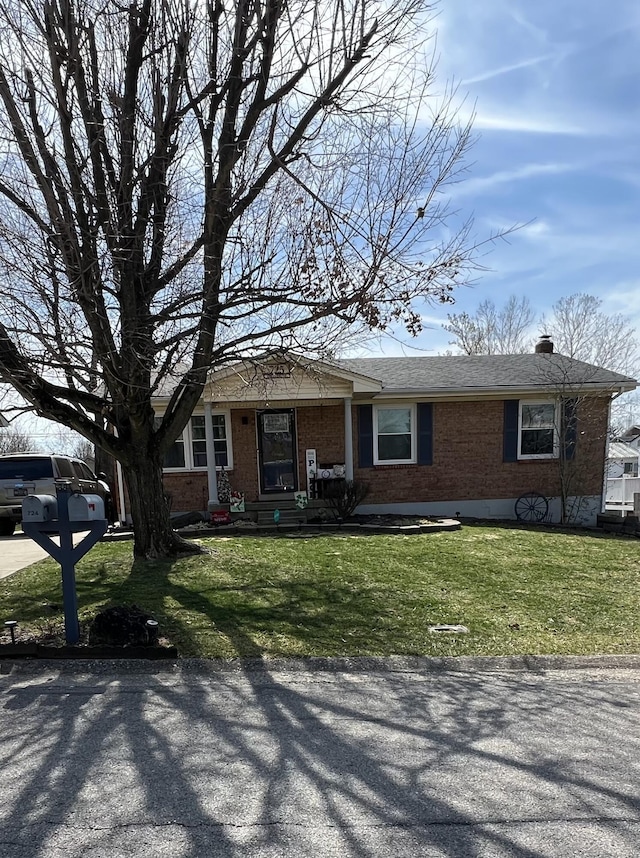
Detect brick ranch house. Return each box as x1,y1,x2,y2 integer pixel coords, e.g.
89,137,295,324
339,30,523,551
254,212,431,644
147,338,636,526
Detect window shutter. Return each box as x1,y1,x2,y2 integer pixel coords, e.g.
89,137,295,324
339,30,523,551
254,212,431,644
563,398,578,461
417,403,433,465
503,400,519,462
358,405,374,468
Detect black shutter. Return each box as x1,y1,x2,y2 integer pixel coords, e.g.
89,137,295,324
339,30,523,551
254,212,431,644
358,405,373,468
503,400,519,462
563,398,578,461
417,403,433,465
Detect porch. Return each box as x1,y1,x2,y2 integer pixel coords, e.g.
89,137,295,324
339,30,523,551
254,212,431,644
604,476,640,514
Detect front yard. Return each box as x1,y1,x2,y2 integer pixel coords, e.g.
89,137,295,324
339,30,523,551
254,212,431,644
1,524,639,658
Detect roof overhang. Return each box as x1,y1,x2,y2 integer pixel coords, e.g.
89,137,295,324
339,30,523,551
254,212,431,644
365,380,637,401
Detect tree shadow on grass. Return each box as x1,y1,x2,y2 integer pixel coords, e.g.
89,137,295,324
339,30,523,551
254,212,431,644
105,554,421,659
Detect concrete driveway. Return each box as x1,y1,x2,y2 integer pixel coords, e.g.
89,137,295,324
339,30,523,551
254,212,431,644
0,532,47,578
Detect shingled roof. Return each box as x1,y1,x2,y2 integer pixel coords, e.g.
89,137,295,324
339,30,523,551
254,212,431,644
152,352,636,401
335,354,636,394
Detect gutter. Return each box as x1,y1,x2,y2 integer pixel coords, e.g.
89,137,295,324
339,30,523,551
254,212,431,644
367,382,637,401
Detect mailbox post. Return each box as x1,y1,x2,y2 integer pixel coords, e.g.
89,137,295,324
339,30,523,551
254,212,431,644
22,482,108,644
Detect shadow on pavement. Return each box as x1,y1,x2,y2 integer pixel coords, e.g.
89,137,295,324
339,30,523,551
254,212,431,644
0,660,639,856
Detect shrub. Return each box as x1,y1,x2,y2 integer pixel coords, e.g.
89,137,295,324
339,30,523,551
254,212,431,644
88,604,158,647
323,479,370,521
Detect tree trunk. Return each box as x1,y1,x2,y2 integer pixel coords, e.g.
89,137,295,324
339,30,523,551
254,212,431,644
124,453,203,559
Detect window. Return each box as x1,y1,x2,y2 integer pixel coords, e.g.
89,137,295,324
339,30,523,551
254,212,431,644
74,461,97,480
157,411,231,470
623,461,638,476
519,401,557,458
374,405,415,464
0,457,54,480
54,457,75,478
190,416,207,467
164,432,186,469
211,414,229,467
190,414,230,468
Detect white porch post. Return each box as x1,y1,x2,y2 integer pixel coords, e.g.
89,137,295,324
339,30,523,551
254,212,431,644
344,396,354,481
204,402,219,509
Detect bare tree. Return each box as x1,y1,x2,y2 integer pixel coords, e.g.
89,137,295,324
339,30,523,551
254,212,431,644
0,426,37,454
531,357,614,525
445,292,638,374
540,295,639,452
444,296,535,354
609,391,640,439
48,427,95,465
0,0,485,557
541,294,637,375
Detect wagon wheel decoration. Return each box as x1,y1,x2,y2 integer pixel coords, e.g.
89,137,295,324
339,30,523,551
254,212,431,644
514,491,549,523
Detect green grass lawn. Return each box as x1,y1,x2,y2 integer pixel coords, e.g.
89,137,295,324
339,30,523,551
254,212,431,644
1,524,639,658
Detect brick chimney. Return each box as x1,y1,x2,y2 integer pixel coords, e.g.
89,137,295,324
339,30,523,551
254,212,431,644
535,335,554,354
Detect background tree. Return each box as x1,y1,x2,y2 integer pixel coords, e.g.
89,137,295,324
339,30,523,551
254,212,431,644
443,296,535,355
445,292,638,374
445,291,639,433
0,0,484,557
0,426,37,454
48,427,95,466
540,293,637,376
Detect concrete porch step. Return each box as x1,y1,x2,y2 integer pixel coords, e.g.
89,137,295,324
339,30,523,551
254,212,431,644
256,507,308,525
247,499,325,511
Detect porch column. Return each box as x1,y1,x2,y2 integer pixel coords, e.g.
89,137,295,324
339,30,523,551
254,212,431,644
204,402,219,509
344,396,354,481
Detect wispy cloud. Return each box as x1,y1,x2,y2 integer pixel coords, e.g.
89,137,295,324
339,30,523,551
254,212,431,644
474,112,590,136
361,1,640,358
602,283,640,316
518,220,552,239
450,162,579,198
462,53,557,86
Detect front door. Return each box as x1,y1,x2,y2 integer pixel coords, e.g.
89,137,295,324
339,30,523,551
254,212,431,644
257,409,297,494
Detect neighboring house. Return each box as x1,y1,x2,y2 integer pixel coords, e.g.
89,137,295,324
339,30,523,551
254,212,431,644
606,441,640,479
618,425,640,451
605,439,640,514
150,338,636,526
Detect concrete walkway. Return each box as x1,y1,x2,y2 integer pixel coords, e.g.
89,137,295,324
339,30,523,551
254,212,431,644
0,533,47,579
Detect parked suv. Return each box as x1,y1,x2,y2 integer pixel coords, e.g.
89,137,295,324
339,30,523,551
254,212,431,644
0,453,109,536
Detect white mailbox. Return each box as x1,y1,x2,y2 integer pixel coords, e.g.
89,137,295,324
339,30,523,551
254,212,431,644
68,494,105,522
22,495,58,522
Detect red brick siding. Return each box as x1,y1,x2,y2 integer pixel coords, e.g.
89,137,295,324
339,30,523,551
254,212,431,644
228,409,259,500
154,397,609,511
296,404,345,487
353,398,609,504
162,471,208,511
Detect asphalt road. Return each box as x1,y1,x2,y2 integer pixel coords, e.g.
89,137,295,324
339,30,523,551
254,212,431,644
0,661,639,857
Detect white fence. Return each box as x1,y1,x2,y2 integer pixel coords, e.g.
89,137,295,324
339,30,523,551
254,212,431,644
605,476,640,511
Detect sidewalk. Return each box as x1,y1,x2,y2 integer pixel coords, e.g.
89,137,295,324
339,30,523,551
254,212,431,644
0,533,47,579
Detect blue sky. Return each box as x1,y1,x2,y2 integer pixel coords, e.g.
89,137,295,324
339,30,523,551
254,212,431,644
5,0,640,446
365,0,640,356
